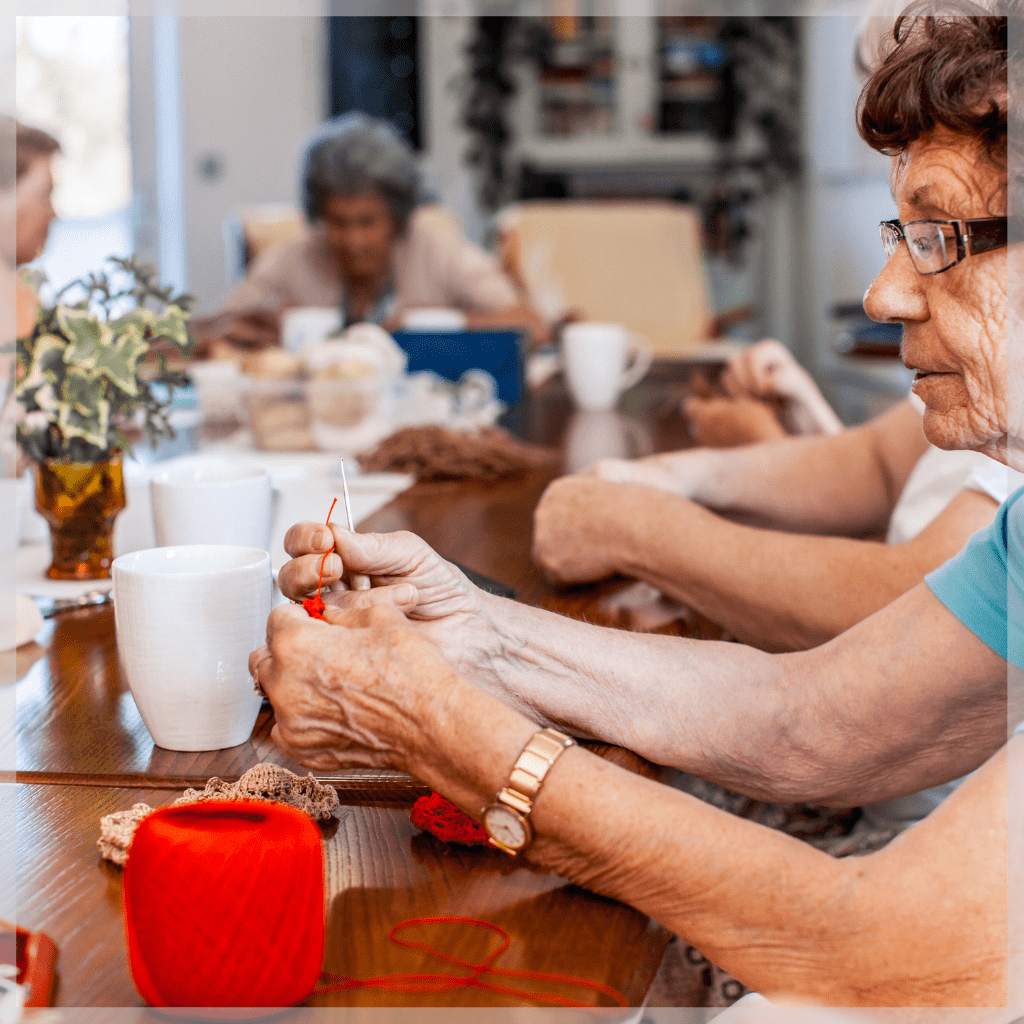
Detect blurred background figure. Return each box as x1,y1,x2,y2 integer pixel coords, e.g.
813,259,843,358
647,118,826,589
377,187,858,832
0,116,59,338
202,112,549,355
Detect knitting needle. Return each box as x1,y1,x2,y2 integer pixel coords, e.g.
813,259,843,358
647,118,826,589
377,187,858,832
339,458,372,591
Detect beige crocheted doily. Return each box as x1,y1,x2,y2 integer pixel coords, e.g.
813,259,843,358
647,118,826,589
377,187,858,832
98,764,340,866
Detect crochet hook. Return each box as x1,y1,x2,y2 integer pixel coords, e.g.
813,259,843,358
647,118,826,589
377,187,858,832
340,459,372,591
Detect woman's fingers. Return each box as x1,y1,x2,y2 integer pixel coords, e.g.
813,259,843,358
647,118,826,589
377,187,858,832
277,552,343,600
322,583,419,616
283,521,337,558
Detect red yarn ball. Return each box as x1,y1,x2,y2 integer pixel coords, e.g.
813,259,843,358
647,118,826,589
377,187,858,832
123,801,324,1010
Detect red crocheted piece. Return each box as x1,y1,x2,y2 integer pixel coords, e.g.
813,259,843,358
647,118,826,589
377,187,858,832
410,792,489,846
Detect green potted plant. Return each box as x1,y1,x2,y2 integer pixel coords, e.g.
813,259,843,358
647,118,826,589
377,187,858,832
15,256,195,579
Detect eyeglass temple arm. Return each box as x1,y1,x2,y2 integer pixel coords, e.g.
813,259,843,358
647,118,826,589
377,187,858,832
966,219,1007,255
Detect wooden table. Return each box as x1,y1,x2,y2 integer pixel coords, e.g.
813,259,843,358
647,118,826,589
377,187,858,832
12,361,715,1010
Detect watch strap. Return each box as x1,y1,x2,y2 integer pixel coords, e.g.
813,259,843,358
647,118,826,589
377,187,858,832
495,727,574,818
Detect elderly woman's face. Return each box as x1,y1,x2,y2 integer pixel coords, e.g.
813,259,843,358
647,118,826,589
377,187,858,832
864,133,1009,460
319,190,398,283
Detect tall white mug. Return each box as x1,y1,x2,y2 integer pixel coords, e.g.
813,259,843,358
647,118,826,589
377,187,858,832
561,323,653,411
151,458,275,551
112,545,272,751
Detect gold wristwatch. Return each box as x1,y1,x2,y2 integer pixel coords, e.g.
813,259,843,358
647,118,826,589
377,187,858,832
482,727,575,855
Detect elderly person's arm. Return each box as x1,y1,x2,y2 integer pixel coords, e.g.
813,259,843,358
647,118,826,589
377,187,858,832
252,597,1011,1006
278,528,1006,807
584,397,928,535
532,478,998,650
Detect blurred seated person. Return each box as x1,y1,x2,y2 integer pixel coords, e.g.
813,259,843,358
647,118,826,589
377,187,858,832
685,339,844,447
1,117,59,337
195,112,548,354
2,118,59,476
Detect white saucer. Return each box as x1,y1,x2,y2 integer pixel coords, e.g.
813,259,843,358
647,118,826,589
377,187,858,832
16,543,115,599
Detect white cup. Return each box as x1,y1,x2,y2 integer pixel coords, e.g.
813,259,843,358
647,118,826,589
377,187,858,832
112,545,271,751
281,307,341,352
561,323,653,412
151,458,275,551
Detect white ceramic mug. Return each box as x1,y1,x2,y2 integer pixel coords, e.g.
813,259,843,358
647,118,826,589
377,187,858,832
112,545,272,751
151,458,275,551
561,323,653,412
281,306,342,352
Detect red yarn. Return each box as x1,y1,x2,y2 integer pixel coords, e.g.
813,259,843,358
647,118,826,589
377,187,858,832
123,801,324,1009
316,916,628,1008
410,792,489,845
303,498,338,621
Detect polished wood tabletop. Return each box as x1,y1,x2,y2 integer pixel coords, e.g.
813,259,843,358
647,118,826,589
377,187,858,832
13,360,717,1009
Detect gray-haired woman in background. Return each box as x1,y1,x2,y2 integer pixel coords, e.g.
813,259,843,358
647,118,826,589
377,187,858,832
221,111,547,344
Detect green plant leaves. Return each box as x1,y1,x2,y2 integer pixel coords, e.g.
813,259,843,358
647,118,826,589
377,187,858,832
149,304,191,348
90,324,149,396
18,254,193,461
58,393,110,450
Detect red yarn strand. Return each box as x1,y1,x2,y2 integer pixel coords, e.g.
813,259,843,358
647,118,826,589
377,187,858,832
315,916,628,1008
303,498,338,621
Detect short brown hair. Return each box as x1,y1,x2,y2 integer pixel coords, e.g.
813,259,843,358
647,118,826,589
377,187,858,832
0,116,60,189
857,6,1007,170
16,121,60,179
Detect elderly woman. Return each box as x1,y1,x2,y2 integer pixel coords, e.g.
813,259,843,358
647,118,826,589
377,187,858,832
255,11,1019,1006
215,112,546,346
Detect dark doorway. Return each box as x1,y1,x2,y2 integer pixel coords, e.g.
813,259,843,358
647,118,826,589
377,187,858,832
327,16,422,149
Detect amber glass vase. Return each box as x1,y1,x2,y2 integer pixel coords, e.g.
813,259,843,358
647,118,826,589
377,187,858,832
34,452,126,580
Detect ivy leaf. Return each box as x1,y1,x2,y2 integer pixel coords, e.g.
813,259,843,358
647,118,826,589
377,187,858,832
108,307,155,334
57,307,107,365
149,304,191,349
62,369,108,416
90,324,149,397
21,334,67,386
58,396,110,450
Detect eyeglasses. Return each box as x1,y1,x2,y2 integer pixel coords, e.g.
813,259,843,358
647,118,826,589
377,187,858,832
879,218,1007,275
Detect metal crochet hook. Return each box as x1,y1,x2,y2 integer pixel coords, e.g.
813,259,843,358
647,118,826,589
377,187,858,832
339,458,372,591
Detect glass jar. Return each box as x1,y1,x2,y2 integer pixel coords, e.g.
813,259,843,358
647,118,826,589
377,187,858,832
34,451,126,579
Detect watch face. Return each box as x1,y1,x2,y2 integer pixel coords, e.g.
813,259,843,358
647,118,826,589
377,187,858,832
483,804,528,850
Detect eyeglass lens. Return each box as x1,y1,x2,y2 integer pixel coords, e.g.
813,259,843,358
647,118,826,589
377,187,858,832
903,222,955,273
881,221,958,273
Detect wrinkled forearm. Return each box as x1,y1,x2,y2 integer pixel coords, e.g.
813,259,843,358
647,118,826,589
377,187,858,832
609,491,928,651
403,673,1009,1006
451,584,1006,807
686,431,894,534
457,590,825,799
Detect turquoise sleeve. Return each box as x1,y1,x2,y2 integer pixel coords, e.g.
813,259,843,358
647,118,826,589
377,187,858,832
925,485,1024,671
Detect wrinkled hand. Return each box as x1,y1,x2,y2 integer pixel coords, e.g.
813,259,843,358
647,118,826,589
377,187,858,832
720,340,842,436
683,395,787,448
276,523,489,673
721,339,808,402
532,476,635,585
249,598,455,773
189,308,281,353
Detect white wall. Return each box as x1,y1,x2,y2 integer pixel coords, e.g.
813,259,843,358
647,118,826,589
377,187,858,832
800,15,911,421
418,12,487,245
172,15,327,311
